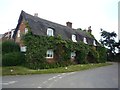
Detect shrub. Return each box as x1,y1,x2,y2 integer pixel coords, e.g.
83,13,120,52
96,46,107,63
2,52,25,66
2,40,20,54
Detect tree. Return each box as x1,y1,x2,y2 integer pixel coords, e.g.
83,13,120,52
100,29,117,61
100,30,117,54
113,40,120,53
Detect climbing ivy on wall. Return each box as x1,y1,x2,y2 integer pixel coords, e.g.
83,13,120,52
22,23,107,69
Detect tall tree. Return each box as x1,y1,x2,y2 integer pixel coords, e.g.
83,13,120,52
100,29,117,54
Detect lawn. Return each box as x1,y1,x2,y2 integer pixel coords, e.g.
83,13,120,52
1,63,112,76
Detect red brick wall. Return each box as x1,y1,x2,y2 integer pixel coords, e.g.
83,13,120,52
15,20,26,46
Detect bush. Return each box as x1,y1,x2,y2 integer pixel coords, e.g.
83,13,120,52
96,46,107,63
2,52,25,66
2,40,20,54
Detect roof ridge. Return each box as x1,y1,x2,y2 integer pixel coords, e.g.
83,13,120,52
22,10,74,30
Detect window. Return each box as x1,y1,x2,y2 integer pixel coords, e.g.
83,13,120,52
72,34,77,42
83,37,87,44
46,50,54,58
71,52,76,59
20,46,27,52
25,28,28,34
47,28,54,36
93,40,96,46
18,30,20,37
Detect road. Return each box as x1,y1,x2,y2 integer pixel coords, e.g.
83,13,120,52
2,62,118,88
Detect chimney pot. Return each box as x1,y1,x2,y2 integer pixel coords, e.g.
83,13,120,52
88,26,92,34
34,13,38,17
66,22,72,28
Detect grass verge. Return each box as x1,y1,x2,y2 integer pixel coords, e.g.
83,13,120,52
1,63,112,76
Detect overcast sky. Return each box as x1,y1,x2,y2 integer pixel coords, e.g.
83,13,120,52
0,0,119,41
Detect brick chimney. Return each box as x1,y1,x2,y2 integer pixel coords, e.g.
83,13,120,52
88,26,92,34
66,22,72,28
34,13,38,17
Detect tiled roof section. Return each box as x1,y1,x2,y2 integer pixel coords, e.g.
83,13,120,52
21,11,94,40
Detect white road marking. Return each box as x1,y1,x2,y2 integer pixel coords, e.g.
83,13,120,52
59,77,62,79
43,81,47,84
53,76,57,78
1,81,17,85
37,86,42,88
9,81,17,84
0,83,9,85
48,78,53,80
57,75,61,77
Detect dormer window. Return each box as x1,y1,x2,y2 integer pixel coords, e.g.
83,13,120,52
25,28,28,34
47,28,54,36
46,50,54,58
83,37,87,44
93,40,96,46
72,34,77,42
18,30,20,37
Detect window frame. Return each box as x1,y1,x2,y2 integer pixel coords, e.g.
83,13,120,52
20,46,27,52
46,49,54,58
25,28,28,34
18,30,20,37
71,52,76,59
47,28,54,36
83,37,87,44
72,34,77,42
93,40,96,46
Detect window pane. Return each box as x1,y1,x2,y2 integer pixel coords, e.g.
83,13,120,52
25,28,28,34
20,46,27,52
18,30,20,37
46,50,54,58
47,28,54,36
72,34,77,42
84,37,87,44
71,52,76,58
93,40,96,46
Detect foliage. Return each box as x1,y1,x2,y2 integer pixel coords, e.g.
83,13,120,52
2,52,25,66
23,30,107,69
96,46,107,63
100,30,117,54
2,40,20,54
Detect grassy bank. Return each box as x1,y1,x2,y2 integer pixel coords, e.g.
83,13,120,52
2,63,112,76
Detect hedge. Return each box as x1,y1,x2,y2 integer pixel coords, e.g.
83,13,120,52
2,40,20,54
2,52,25,66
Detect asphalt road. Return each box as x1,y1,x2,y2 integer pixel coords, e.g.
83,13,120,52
2,62,118,88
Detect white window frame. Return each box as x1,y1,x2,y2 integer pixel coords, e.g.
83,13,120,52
83,37,87,44
18,30,20,37
93,40,96,46
47,28,54,36
20,46,27,52
25,28,28,34
71,52,76,59
11,30,14,39
72,34,77,42
46,50,54,58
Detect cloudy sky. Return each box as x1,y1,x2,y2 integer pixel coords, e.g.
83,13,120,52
0,0,119,41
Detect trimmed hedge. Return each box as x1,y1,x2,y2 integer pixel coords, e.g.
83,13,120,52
2,40,20,54
2,52,25,66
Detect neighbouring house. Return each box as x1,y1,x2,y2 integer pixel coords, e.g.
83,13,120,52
13,10,99,63
2,29,15,41
0,34,3,42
